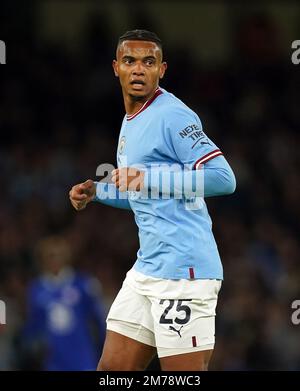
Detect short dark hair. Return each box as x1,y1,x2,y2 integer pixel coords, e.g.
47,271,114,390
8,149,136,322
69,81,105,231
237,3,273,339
118,29,162,49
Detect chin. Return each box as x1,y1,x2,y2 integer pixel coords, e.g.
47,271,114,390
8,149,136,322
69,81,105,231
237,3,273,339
129,91,147,101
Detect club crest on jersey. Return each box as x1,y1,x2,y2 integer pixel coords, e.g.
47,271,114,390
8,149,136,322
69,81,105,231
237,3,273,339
118,136,126,155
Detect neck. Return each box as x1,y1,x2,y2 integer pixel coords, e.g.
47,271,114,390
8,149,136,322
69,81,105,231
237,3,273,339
123,87,159,115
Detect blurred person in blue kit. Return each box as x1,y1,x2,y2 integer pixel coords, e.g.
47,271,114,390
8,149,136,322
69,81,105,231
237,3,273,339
22,235,106,370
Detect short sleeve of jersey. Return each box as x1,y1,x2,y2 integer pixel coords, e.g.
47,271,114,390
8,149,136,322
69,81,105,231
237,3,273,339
165,105,223,169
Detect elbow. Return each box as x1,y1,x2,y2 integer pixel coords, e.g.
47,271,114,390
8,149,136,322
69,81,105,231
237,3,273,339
224,170,236,195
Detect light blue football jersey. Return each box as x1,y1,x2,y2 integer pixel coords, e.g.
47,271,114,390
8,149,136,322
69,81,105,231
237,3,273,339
117,87,224,280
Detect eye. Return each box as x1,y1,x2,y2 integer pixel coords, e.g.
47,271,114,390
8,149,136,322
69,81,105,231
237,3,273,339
145,59,154,66
123,58,134,65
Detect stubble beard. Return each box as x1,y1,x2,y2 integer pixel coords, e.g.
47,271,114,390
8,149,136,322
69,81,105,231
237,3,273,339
128,93,147,102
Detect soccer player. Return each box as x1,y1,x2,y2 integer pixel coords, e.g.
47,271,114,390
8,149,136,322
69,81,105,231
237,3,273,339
69,30,236,371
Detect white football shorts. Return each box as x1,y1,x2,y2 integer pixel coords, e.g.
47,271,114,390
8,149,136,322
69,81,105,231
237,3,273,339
106,267,222,358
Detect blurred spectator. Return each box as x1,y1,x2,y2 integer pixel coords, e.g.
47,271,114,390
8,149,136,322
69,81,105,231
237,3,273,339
21,236,106,370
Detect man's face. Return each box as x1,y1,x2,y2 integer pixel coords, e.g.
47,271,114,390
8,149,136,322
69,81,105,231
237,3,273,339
113,40,167,100
41,241,70,275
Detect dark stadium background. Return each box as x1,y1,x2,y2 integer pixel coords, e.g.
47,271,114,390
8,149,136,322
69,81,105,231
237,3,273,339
0,1,300,370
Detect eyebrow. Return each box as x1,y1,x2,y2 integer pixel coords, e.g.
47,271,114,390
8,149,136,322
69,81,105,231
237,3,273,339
122,55,157,61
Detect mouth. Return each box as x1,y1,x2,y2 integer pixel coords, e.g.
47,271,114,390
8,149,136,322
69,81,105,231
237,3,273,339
130,80,146,90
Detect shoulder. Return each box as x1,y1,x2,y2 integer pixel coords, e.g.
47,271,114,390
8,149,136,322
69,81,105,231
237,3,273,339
27,278,46,305
156,89,200,124
28,278,42,293
75,273,103,297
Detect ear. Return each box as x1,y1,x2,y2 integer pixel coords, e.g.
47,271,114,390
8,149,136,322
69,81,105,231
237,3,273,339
159,62,168,79
112,60,119,77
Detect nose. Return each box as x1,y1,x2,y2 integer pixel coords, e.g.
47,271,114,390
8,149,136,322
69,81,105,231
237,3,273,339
132,61,145,76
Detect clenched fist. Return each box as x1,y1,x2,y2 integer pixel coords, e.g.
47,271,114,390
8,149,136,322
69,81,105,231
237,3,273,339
111,167,145,192
69,179,96,211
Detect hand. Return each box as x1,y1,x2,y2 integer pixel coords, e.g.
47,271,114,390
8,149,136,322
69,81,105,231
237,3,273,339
69,179,96,211
111,167,145,192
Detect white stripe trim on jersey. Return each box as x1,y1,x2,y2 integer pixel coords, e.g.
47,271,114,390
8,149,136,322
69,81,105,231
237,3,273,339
126,87,161,120
194,149,223,169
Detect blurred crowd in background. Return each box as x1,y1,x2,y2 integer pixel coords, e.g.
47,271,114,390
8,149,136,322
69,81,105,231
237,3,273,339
0,2,300,370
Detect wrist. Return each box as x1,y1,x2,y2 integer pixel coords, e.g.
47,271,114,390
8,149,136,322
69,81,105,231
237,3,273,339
139,170,145,191
92,181,98,201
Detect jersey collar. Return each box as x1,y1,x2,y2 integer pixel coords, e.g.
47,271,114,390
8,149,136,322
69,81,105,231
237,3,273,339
126,87,163,121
